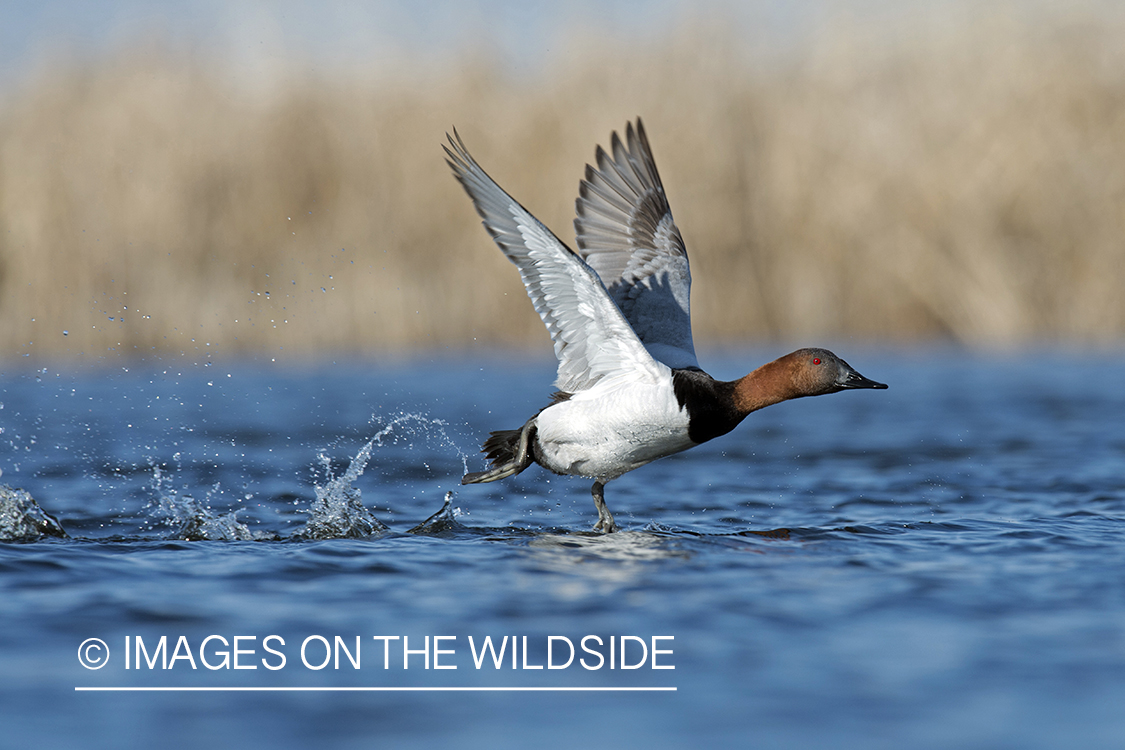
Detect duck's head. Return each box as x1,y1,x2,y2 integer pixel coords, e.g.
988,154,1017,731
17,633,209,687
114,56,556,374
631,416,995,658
786,347,888,397
733,347,887,415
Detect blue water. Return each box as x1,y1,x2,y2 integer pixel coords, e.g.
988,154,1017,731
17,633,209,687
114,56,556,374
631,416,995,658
2,349,1124,748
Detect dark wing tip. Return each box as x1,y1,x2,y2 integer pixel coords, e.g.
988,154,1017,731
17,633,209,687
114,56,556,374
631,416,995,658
443,128,462,155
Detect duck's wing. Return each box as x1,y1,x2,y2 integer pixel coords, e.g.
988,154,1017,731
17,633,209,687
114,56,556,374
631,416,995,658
445,130,666,394
573,119,699,370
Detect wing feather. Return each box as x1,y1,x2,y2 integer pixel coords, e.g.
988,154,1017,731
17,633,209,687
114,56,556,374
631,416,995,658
574,119,698,370
445,130,666,393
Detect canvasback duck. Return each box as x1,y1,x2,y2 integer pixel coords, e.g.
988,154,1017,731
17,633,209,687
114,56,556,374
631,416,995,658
446,118,886,533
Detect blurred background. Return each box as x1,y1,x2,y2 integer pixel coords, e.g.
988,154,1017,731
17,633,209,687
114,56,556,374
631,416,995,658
1,0,1122,363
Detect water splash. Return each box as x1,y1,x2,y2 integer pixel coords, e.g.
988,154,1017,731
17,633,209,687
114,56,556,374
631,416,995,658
149,466,276,541
131,411,469,542
0,484,67,541
297,412,463,539
408,491,462,534
297,478,387,540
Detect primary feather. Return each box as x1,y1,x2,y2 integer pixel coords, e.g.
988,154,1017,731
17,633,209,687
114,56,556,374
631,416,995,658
574,119,698,370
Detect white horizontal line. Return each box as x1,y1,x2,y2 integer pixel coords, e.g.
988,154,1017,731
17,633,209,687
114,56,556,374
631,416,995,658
76,686,676,692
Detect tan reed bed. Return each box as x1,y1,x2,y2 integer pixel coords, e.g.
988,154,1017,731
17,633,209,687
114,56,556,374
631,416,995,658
1,6,1123,362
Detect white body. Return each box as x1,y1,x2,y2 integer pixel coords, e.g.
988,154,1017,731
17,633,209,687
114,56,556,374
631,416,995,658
533,368,694,481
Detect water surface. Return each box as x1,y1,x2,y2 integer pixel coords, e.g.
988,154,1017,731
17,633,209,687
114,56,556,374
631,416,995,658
2,350,1124,748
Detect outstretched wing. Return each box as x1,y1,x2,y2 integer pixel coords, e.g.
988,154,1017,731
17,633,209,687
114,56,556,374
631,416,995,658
445,130,666,394
574,119,698,370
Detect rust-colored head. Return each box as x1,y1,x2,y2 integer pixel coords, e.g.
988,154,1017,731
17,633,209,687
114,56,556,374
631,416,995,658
733,348,887,414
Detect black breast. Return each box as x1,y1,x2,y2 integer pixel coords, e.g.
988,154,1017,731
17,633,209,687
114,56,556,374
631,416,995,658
671,368,746,444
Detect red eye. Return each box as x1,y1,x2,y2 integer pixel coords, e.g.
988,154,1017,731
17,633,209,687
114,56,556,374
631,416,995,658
813,358,821,365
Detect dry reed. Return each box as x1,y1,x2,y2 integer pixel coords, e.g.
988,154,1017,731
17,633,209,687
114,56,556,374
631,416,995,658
1,5,1123,363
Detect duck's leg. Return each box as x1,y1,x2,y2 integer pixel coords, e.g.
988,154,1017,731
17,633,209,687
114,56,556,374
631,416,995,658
591,480,618,533
462,418,535,484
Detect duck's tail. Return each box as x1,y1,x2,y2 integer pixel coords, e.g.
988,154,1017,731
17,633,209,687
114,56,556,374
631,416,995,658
461,419,536,484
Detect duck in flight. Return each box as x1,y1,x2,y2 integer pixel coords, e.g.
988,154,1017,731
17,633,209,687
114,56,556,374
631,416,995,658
445,119,886,533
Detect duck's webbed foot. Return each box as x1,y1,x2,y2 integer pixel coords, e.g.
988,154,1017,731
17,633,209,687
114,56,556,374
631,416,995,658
591,480,618,533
